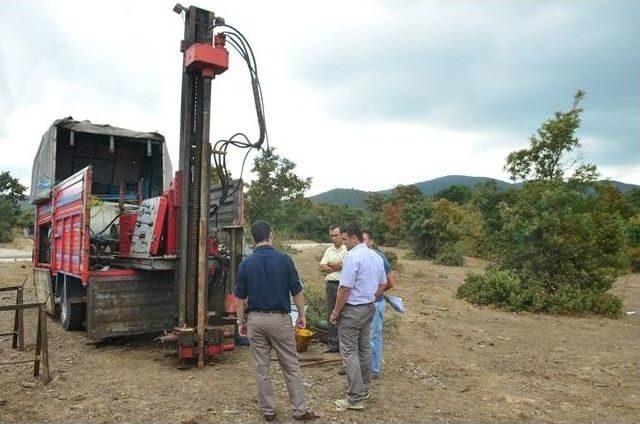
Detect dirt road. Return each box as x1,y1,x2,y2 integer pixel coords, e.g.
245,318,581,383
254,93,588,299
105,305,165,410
1,245,638,423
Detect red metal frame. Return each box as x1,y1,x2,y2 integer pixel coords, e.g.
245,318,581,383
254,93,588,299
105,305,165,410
118,213,137,257
184,35,229,78
34,203,53,269
42,167,92,283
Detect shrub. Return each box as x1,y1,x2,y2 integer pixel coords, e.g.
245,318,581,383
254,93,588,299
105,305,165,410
628,246,640,273
302,284,327,327
457,270,521,307
457,269,623,317
545,286,622,318
434,244,464,266
380,249,398,267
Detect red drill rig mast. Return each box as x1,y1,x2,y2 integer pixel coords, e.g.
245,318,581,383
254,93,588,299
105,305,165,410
172,3,266,367
174,4,229,369
30,4,265,369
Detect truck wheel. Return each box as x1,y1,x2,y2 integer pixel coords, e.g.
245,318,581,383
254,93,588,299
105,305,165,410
60,279,84,331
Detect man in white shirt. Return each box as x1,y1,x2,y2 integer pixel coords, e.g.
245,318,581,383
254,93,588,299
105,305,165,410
319,224,347,353
330,224,387,410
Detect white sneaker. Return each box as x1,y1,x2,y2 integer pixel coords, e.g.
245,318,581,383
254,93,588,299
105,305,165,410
334,398,364,410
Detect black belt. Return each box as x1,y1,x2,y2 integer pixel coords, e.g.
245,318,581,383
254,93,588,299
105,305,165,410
345,302,374,307
326,280,340,284
248,310,288,314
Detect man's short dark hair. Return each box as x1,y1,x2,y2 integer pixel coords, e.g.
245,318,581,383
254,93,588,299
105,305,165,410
362,229,373,240
329,224,342,233
251,220,272,243
343,223,363,242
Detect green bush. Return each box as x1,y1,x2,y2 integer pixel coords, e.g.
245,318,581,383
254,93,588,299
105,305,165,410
457,269,623,317
457,270,521,307
434,244,464,266
380,249,399,267
302,284,327,327
545,286,622,318
628,246,640,273
0,198,17,242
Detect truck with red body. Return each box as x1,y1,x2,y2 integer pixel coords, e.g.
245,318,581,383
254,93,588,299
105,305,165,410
30,118,242,344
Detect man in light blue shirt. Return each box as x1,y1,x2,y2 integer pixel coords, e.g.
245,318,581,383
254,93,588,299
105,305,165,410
329,224,386,410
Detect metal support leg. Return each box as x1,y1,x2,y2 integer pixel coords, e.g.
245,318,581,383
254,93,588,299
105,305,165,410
12,287,24,351
18,287,24,351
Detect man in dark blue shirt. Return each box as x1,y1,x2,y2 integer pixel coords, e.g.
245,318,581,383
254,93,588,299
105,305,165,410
234,220,318,422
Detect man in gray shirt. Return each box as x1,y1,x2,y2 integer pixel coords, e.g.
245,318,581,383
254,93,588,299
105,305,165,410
329,223,387,410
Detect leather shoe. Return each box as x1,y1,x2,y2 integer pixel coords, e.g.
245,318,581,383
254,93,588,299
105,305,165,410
263,414,276,422
323,348,339,353
293,410,320,421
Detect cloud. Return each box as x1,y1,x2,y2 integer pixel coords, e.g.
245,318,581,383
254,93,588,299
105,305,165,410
0,0,637,195
292,1,640,171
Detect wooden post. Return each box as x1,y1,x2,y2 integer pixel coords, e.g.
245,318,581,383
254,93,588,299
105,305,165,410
34,306,42,377
18,287,24,351
12,293,18,349
39,306,50,384
13,287,24,351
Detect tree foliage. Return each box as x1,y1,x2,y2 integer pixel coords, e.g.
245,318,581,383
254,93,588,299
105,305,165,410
244,148,312,231
505,90,597,183
0,171,27,242
459,91,628,317
433,184,473,205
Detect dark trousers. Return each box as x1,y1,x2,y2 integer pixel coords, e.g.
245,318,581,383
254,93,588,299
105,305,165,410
326,280,340,350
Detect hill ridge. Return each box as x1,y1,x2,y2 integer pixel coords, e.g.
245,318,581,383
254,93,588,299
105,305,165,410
309,175,638,209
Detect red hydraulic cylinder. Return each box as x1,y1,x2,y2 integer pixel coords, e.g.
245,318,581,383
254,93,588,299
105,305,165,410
184,34,229,78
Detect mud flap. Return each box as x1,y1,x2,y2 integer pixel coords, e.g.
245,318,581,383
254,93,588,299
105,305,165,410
86,272,175,340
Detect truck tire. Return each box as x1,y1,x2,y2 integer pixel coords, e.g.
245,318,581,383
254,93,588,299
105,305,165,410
60,279,84,331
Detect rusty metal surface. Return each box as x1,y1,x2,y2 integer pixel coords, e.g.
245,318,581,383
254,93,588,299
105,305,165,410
209,179,243,230
111,256,177,270
86,272,175,340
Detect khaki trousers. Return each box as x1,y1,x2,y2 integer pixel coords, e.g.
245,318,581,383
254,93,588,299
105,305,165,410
247,312,308,416
338,303,375,402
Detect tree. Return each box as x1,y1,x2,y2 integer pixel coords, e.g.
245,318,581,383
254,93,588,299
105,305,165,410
381,185,423,244
244,148,311,230
471,180,516,258
433,184,473,205
505,90,597,183
405,197,481,263
362,192,389,244
459,92,627,317
0,171,27,242
0,171,26,214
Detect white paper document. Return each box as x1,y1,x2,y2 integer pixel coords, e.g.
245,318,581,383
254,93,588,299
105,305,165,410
384,294,405,314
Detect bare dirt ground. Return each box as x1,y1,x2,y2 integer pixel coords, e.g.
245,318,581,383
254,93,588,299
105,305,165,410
1,243,638,423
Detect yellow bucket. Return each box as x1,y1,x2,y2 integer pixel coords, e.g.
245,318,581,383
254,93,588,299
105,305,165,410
295,328,315,353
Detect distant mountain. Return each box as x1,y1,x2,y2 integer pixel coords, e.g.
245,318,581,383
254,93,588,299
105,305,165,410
379,175,512,196
309,175,639,208
604,180,639,193
308,188,372,209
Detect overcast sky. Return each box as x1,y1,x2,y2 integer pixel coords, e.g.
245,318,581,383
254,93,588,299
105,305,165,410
1,0,638,196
